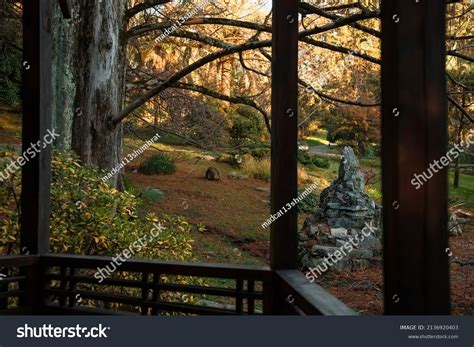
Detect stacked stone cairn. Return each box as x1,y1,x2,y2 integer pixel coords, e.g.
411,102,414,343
298,147,383,273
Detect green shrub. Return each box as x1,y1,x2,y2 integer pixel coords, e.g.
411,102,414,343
297,150,312,165
0,150,201,311
139,153,176,175
311,157,330,169
250,147,270,159
141,188,164,202
0,150,192,260
297,150,330,169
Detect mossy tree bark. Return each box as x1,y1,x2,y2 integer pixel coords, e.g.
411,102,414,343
52,0,126,188
70,0,126,188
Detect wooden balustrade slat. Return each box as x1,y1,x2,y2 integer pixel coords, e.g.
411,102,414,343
247,280,255,315
151,272,160,315
236,279,243,314
43,273,264,299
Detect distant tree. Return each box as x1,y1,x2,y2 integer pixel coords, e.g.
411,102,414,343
229,105,264,146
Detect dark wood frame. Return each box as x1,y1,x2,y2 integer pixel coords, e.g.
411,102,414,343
381,0,450,314
0,0,451,315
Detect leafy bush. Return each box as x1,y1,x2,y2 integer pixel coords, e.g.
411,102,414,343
139,153,176,175
250,147,270,159
297,150,330,169
0,150,192,260
0,150,201,311
141,188,164,202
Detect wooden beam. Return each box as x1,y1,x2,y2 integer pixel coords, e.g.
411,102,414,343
21,0,53,256
382,0,450,314
276,270,357,315
270,0,299,270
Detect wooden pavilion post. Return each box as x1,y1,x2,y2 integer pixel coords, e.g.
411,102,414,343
269,0,299,313
381,0,450,314
270,0,299,271
20,0,54,313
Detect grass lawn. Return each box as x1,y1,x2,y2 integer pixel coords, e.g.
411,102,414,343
304,136,331,146
304,130,335,147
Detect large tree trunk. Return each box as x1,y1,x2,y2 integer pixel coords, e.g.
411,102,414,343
70,0,126,188
51,1,76,149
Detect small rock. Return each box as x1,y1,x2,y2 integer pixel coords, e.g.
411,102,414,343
348,248,373,259
311,245,338,257
308,225,319,236
330,227,348,238
332,260,354,272
205,167,221,181
315,234,337,246
358,235,382,252
255,187,271,193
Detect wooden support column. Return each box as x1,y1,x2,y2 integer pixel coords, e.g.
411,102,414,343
21,0,53,256
20,0,54,315
382,0,450,314
270,0,299,270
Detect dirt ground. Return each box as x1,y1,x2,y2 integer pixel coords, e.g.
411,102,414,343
126,157,272,264
128,158,473,315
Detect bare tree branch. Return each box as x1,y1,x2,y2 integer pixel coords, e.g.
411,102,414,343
299,2,381,39
299,79,380,107
448,95,474,123
170,81,271,133
447,50,474,63
112,39,271,126
125,0,172,21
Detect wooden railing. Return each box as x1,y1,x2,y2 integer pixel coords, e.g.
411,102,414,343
275,270,357,315
0,254,356,315
39,254,272,315
0,255,39,314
